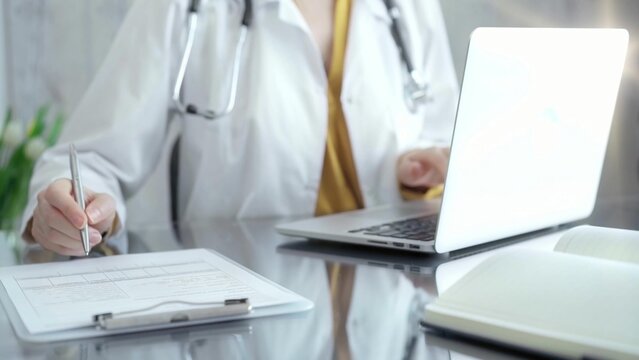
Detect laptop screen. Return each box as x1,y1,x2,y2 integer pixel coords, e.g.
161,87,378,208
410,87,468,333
435,28,628,253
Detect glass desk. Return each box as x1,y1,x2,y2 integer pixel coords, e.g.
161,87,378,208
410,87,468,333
1,197,638,360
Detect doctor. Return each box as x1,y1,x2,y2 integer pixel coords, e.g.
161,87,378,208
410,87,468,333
22,0,458,255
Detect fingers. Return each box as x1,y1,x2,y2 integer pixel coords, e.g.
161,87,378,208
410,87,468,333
31,222,79,256
85,193,117,233
41,179,86,229
406,147,449,175
31,213,102,256
398,148,450,188
34,201,81,240
399,161,428,188
31,178,112,257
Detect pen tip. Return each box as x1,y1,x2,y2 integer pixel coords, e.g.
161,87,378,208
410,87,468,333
85,251,90,256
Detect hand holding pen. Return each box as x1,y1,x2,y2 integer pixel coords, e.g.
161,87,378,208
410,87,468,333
69,144,91,255
28,144,117,256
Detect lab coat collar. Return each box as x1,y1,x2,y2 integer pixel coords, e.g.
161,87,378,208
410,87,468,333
248,0,390,29
362,0,389,22
252,0,278,7
223,0,388,17
219,0,276,12
245,0,310,34
253,0,388,20
263,0,389,41
240,0,314,55
277,0,311,33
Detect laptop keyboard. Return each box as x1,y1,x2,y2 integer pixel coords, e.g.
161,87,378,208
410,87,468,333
348,215,438,242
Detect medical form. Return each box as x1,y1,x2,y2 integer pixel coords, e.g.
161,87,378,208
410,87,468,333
0,249,309,337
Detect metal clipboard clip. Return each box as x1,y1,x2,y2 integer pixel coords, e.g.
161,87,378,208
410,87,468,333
93,298,251,330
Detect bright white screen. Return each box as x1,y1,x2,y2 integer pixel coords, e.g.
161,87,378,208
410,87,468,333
435,28,628,253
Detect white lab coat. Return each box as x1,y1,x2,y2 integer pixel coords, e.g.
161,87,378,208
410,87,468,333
23,0,458,233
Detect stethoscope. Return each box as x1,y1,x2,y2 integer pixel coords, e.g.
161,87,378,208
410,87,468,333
172,0,429,120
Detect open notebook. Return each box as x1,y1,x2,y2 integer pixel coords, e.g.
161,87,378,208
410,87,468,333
422,225,639,359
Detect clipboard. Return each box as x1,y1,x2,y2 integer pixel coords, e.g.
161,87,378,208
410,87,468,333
0,249,313,343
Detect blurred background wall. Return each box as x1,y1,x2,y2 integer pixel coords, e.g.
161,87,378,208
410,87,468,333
3,0,132,122
0,3,7,115
2,0,638,227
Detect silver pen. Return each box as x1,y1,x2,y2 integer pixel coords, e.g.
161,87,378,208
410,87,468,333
69,144,90,256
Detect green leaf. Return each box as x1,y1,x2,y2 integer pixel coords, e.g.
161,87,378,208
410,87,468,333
0,105,65,231
27,105,49,139
1,143,27,184
0,147,34,231
5,160,33,227
46,112,65,146
0,107,13,152
1,107,11,134
0,167,11,216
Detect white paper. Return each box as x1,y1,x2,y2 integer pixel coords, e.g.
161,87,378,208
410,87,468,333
0,249,300,334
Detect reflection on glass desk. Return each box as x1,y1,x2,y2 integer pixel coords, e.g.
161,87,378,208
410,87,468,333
276,225,569,292
0,216,627,359
9,322,253,360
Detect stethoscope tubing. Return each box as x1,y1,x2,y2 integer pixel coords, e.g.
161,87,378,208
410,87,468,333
174,0,428,120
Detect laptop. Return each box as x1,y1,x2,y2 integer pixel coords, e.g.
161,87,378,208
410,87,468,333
277,27,628,254
277,225,566,275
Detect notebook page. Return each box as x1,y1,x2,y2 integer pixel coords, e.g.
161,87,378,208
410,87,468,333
0,249,300,334
555,225,639,265
427,250,639,356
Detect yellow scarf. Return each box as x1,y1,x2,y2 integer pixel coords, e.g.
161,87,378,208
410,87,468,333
314,0,363,217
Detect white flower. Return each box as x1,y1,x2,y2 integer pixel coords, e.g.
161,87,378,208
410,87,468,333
25,138,47,160
2,120,24,147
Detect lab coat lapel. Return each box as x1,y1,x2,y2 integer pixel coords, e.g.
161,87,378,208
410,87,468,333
361,0,390,22
277,0,310,33
276,0,328,89
341,0,405,207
